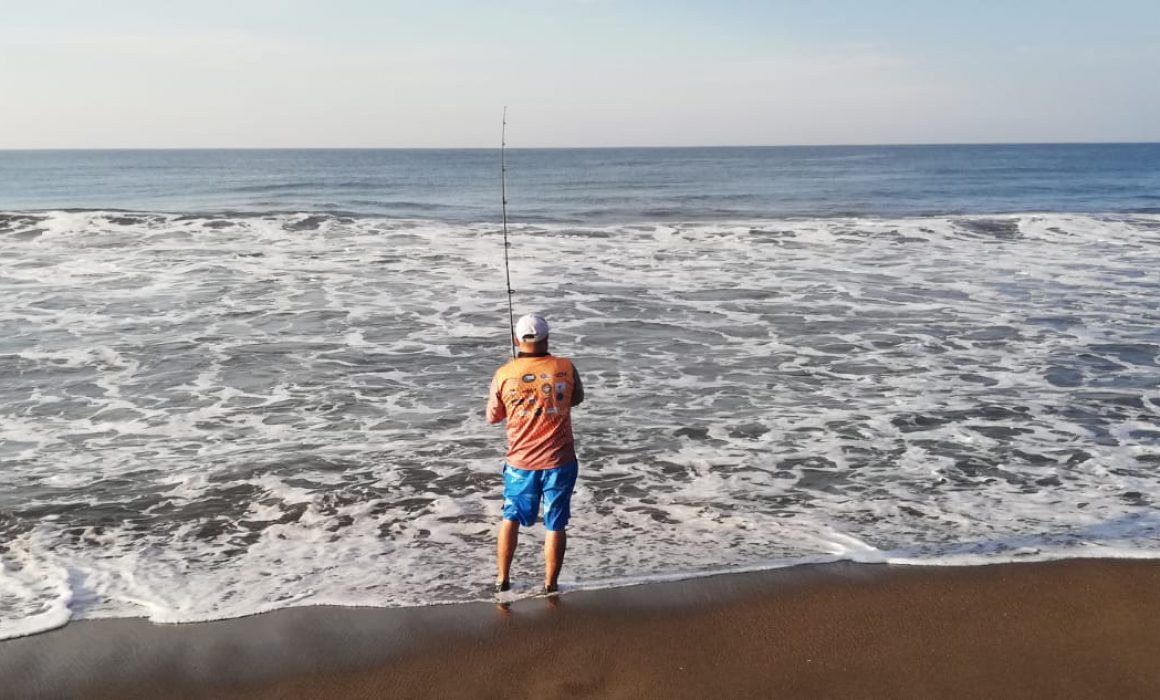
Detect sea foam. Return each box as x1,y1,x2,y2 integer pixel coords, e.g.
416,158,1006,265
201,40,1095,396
1,210,1158,638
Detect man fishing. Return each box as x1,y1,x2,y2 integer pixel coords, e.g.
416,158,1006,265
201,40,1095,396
487,313,584,595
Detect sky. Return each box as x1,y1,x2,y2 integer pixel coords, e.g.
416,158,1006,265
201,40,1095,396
1,0,1158,148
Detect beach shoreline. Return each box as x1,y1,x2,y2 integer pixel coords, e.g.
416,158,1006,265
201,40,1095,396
4,557,1160,699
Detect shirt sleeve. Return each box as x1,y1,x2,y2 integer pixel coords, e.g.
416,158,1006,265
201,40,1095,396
486,371,507,424
571,362,584,407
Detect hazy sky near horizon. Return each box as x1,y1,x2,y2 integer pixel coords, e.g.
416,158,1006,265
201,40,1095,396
2,0,1158,148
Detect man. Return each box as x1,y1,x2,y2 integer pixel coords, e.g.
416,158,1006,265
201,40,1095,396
486,313,584,595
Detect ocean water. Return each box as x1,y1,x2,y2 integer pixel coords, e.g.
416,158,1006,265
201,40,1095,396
1,145,1159,639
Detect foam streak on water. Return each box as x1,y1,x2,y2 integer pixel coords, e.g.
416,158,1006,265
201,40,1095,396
1,210,1159,638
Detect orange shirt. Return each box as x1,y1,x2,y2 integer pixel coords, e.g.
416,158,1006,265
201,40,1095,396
487,354,583,470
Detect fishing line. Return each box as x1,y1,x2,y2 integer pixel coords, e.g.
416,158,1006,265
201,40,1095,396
500,107,516,359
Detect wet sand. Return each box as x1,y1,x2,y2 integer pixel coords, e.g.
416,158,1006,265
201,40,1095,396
4,558,1160,699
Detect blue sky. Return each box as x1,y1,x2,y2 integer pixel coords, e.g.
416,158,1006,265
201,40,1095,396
1,0,1157,147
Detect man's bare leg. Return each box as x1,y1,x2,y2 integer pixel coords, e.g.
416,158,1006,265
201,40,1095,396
496,519,519,590
544,529,567,593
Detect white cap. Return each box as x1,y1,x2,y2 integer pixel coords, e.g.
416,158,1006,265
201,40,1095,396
514,314,550,343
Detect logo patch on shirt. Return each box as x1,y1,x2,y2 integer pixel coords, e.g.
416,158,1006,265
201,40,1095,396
521,373,536,383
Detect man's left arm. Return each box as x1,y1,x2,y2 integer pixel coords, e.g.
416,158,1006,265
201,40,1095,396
486,373,507,423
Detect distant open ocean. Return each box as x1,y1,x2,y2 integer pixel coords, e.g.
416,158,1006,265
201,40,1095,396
2,144,1159,639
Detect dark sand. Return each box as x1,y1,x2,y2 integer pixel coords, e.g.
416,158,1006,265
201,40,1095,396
4,559,1160,699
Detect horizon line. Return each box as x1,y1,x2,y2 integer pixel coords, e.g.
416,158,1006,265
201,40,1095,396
2,140,1159,152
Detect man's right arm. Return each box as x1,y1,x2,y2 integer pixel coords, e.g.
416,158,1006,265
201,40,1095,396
571,363,584,407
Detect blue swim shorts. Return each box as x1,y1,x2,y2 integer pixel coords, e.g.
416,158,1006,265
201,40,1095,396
502,460,578,531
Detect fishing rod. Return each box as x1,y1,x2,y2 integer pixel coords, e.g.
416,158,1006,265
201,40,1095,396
501,107,516,359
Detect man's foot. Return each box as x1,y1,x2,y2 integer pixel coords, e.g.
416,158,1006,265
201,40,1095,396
541,583,559,596
493,580,511,594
